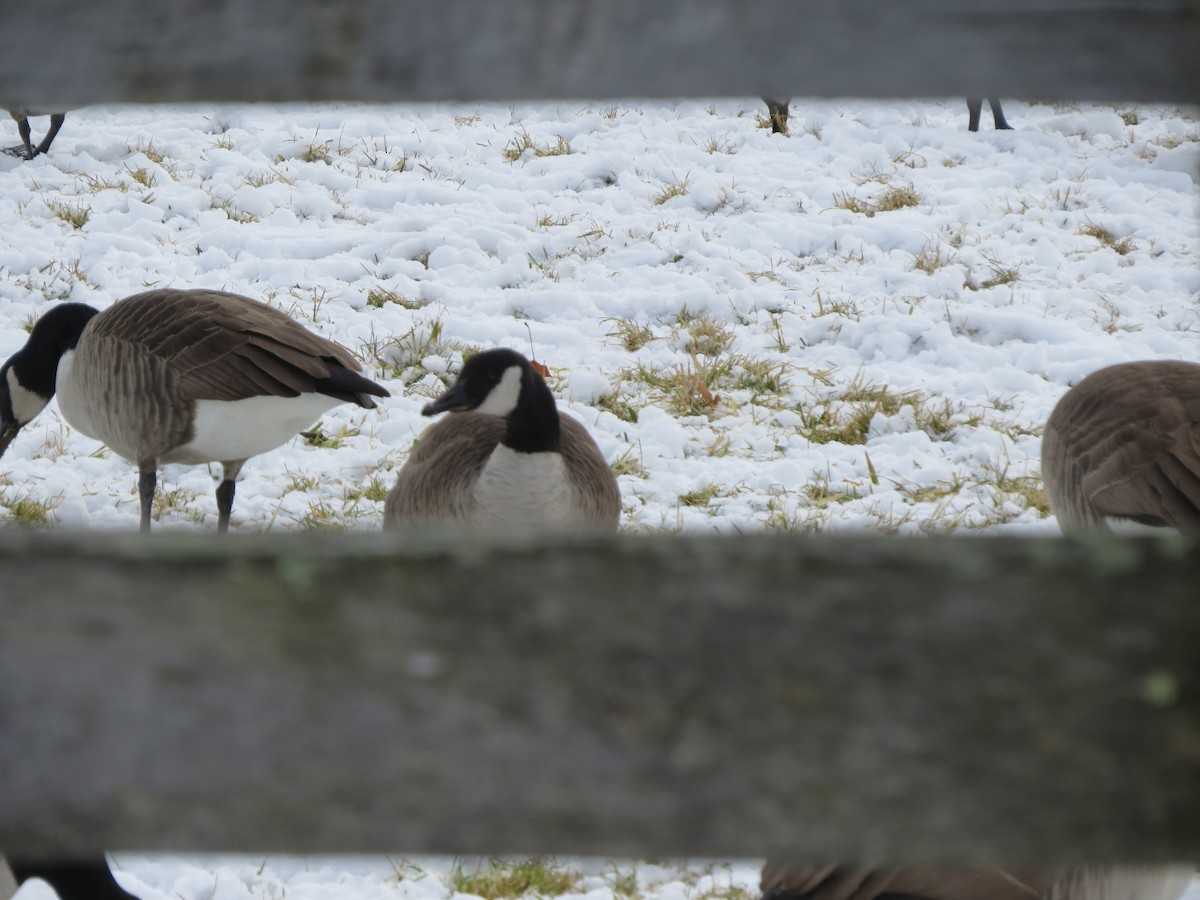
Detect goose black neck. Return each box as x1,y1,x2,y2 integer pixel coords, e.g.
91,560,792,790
503,366,561,454
10,303,99,398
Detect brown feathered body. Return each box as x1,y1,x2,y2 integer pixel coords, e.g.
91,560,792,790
759,863,1193,900
385,410,620,531
1041,361,1200,533
56,288,382,467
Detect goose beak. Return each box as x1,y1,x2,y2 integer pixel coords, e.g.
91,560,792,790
0,419,21,459
422,380,472,416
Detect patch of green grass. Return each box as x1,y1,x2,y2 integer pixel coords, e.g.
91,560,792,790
911,240,955,274
126,166,157,188
981,460,1051,518
503,131,572,162
679,483,724,508
209,195,258,224
294,499,350,531
152,485,200,524
795,373,961,446
672,307,734,356
604,316,656,352
597,381,641,423
606,867,640,899
968,258,1021,291
1078,222,1136,255
813,291,862,321
875,183,922,212
652,174,690,205
283,468,321,494
703,134,738,154
0,487,60,527
449,857,582,900
346,475,391,504
833,183,921,217
47,200,90,230
301,140,334,164
735,356,791,402
367,287,423,310
301,422,360,449
129,138,165,164
637,353,733,418
611,446,649,478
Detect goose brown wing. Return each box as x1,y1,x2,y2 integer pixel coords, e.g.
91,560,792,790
384,413,505,526
88,288,379,403
560,413,621,530
1075,366,1200,529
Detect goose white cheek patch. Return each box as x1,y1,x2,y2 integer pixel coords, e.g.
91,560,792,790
7,363,50,425
475,366,524,417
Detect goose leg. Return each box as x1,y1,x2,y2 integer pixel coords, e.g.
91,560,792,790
988,97,1013,130
137,461,157,533
2,116,37,159
215,460,246,534
967,97,984,132
35,113,66,155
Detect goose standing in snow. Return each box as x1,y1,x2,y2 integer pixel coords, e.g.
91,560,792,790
1042,360,1200,533
385,348,619,531
0,288,389,532
4,107,68,159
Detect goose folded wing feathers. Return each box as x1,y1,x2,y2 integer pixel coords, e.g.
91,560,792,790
561,414,621,523
1082,382,1200,529
92,289,374,403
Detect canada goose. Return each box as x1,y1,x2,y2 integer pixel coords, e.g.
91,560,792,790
385,348,620,531
1041,360,1200,533
759,862,1194,900
0,288,389,532
4,107,68,159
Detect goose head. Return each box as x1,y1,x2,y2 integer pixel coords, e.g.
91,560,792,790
422,348,561,453
0,303,98,457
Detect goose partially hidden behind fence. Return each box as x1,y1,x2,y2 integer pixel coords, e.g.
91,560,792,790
0,288,390,532
385,347,620,532
1041,360,1200,534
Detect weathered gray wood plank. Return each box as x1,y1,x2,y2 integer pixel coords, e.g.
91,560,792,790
0,0,1196,108
1,530,1198,862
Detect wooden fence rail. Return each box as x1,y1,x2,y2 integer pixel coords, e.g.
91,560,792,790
1,530,1198,862
0,0,1197,108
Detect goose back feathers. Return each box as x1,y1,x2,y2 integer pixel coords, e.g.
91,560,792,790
1042,360,1200,533
385,348,620,531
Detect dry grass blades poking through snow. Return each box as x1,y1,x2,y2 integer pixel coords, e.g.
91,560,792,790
0,99,1195,534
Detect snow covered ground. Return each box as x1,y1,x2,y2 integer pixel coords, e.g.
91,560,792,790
1,98,1197,897
1,98,1196,534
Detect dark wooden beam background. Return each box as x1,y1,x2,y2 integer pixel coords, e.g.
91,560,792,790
1,531,1198,861
0,0,1197,108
